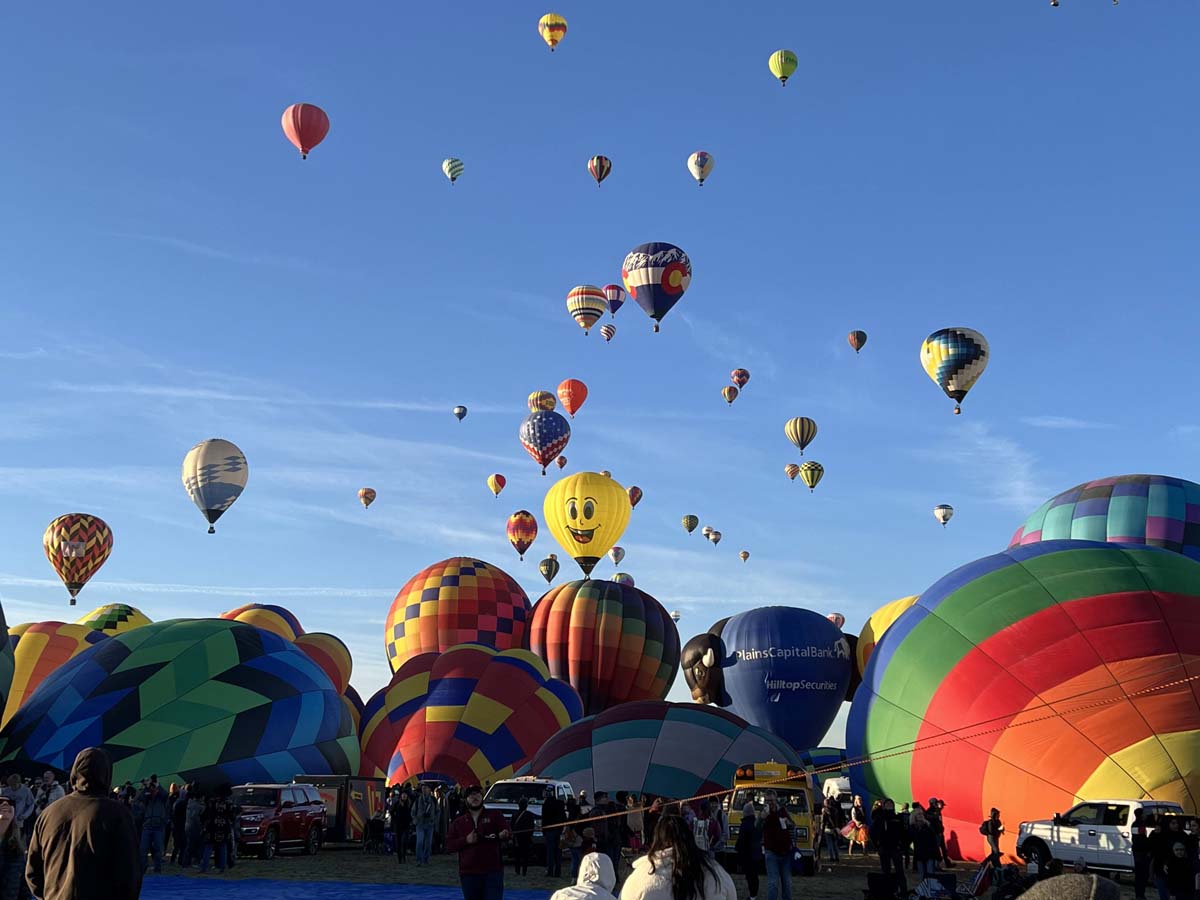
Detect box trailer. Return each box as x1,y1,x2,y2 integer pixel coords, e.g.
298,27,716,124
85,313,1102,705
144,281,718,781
295,774,386,843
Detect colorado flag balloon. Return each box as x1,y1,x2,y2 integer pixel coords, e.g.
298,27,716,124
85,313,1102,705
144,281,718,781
621,242,691,332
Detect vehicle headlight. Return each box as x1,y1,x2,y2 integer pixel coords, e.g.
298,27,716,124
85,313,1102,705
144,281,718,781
796,827,809,841
241,815,262,823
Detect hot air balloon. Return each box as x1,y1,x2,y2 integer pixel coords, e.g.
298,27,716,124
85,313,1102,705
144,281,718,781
920,327,989,415
718,607,851,750
587,156,611,186
849,542,1200,862
608,546,625,567
934,504,954,527
784,417,817,455
487,473,507,498
453,405,468,421
359,644,582,786
768,49,799,86
520,410,571,475
785,463,801,482
528,390,556,412
600,324,616,342
0,619,358,786
709,531,723,545
687,151,714,186
669,609,681,622
566,285,608,335
731,368,750,389
523,701,800,801
220,603,305,641
529,580,680,714
281,103,330,159
537,12,567,51
557,379,588,418
1010,475,1200,560
358,488,376,509
293,632,353,695
799,461,824,493
827,612,846,629
721,386,738,405
603,284,625,317
43,514,113,605
702,525,714,538
384,557,531,673
628,486,643,509
848,330,868,354
614,573,636,587
182,438,248,534
600,471,611,478
507,510,538,560
75,604,150,636
854,595,919,680
442,158,464,185
682,515,699,534
539,554,560,584
342,684,365,736
556,456,568,469
4,622,108,727
621,242,691,332
739,551,749,563
543,472,632,578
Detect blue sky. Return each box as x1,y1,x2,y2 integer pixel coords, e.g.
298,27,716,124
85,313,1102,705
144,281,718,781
0,2,1198,746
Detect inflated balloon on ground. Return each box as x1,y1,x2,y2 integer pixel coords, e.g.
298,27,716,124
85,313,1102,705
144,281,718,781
221,603,305,641
76,603,150,635
4,622,108,727
854,595,919,680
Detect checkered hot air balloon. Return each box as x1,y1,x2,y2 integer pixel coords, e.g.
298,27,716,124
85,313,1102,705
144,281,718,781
42,514,113,605
920,327,989,415
75,604,150,636
181,439,248,534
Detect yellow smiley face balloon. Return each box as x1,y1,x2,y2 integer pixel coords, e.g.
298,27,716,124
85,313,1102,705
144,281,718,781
543,472,632,577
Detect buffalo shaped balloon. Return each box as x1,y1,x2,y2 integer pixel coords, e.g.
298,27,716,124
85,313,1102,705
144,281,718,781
543,472,631,577
680,620,730,705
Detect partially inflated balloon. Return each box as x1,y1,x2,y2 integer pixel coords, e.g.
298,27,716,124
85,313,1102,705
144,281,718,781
920,327,989,415
543,472,632,577
43,514,113,605
628,486,643,509
358,488,376,509
539,554,560,584
529,579,680,714
621,243,691,332
587,156,611,186
608,546,625,567
848,330,868,354
934,504,954,527
537,13,567,51
721,386,738,405
4,622,108,727
520,411,571,475
487,473,507,498
557,379,587,418
600,324,616,342
768,49,798,86
784,418,817,455
453,406,468,421
785,463,801,482
567,285,607,335
682,515,699,534
687,151,714,186
221,604,305,641
76,604,150,636
507,510,538,560
442,157,464,185
281,103,329,158
731,369,750,389
182,438,248,534
603,284,625,317
800,461,824,493
294,632,353,696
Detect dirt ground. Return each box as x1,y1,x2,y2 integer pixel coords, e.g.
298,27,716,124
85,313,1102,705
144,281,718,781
147,844,1142,899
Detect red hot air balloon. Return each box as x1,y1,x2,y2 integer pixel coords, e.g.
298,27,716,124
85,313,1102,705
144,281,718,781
281,103,330,159
557,379,588,418
628,486,643,509
731,369,750,389
43,514,114,606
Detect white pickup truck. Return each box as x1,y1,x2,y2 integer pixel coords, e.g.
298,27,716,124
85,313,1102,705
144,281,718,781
1015,799,1185,873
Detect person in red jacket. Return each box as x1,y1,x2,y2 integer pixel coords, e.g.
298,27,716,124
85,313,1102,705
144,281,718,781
445,785,511,900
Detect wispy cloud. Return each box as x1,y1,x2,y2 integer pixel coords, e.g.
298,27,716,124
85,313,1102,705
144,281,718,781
107,232,319,271
914,421,1046,512
0,572,389,600
1021,415,1113,430
677,313,780,381
0,348,49,361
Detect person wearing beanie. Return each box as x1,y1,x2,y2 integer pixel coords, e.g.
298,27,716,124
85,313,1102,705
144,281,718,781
1020,873,1120,900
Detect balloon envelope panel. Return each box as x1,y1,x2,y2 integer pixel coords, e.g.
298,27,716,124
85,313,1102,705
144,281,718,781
76,604,152,636
0,619,358,787
4,622,108,726
220,603,305,641
848,541,1200,861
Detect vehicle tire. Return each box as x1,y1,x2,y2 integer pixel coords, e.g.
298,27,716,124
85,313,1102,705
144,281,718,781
1027,841,1052,871
303,826,321,856
260,828,278,860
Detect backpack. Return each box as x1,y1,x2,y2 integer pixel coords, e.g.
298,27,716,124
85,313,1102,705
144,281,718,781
979,820,989,835
693,817,711,852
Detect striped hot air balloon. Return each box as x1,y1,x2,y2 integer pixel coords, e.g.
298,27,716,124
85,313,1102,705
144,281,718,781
528,390,557,412
587,155,612,186
507,510,539,560
358,488,376,509
799,461,824,493
603,284,625,317
784,417,818,455
442,157,464,185
537,13,567,51
600,324,616,342
848,330,868,354
281,103,329,158
566,285,608,334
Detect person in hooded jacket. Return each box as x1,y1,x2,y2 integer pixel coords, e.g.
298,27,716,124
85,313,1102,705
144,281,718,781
184,790,205,869
0,795,27,900
25,748,141,900
734,801,761,900
620,814,736,900
552,851,618,900
169,784,189,866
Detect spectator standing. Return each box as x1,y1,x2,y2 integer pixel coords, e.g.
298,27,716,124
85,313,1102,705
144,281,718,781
564,817,585,880
0,795,26,900
391,790,413,864
184,789,205,869
931,799,951,869
759,792,793,900
169,783,189,865
510,797,536,876
31,773,64,822
619,814,736,900
198,785,234,874
551,851,617,900
820,795,842,868
869,799,907,892
25,748,141,900
627,795,645,852
1130,808,1153,900
1,778,33,848
981,807,1004,868
734,801,761,900
414,783,438,866
543,786,567,878
1153,816,1197,900
138,777,169,874
691,801,722,861
849,795,870,857
593,792,623,873
909,807,937,881
445,784,510,900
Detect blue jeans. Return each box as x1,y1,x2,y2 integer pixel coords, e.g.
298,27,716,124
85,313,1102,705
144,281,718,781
569,846,582,878
415,824,434,864
822,832,839,861
199,841,228,873
765,849,792,900
545,831,562,876
140,826,165,874
460,871,504,900
0,853,25,900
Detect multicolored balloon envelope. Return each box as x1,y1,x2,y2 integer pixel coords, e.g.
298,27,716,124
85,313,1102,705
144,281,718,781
1009,474,1200,562
343,684,365,735
4,622,108,726
520,410,572,475
0,619,359,787
919,327,989,414
796,745,850,793
854,595,919,681
620,242,691,332
359,644,582,786
384,557,531,674
717,607,852,752
43,513,113,604
848,541,1200,862
529,579,680,715
0,605,13,726
75,603,151,636
220,603,305,642
294,632,354,695
522,700,801,800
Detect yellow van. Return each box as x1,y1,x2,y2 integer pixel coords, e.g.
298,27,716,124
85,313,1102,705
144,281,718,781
725,762,816,875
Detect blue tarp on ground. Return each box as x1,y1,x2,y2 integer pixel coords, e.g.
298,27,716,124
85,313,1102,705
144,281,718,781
141,876,552,900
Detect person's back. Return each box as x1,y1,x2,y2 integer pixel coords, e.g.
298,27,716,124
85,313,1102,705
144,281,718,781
26,748,141,900
552,850,617,900
619,818,737,900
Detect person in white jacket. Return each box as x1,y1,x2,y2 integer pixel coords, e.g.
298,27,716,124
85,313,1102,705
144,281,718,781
552,851,618,900
620,813,737,900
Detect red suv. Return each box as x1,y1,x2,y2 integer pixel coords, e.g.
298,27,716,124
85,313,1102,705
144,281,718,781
234,783,326,859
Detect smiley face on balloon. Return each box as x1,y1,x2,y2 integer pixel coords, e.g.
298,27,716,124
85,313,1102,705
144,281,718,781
544,472,631,578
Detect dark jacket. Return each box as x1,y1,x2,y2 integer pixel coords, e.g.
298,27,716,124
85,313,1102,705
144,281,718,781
445,807,509,875
911,822,937,862
870,810,907,853
511,810,536,847
736,811,761,860
201,797,235,844
390,799,413,833
139,786,170,830
25,748,141,900
761,807,794,857
542,795,566,835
